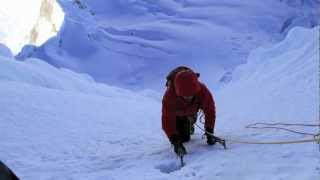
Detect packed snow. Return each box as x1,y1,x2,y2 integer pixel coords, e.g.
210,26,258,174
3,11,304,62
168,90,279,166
0,23,319,180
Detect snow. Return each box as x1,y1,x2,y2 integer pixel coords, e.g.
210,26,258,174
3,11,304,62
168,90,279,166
216,26,319,130
0,54,162,179
0,43,13,57
20,0,319,90
0,23,319,180
0,0,64,54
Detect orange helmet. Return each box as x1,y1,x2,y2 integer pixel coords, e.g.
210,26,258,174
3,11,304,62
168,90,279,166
174,70,201,96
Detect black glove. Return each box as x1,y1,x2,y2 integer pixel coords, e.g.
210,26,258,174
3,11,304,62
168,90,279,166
169,135,187,156
205,127,216,145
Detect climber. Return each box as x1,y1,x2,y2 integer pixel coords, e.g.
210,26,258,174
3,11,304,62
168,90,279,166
162,66,218,156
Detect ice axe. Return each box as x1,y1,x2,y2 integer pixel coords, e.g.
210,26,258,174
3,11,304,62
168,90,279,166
206,134,227,149
177,148,185,167
213,135,227,150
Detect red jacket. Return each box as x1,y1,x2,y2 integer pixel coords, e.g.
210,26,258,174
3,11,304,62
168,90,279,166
162,82,216,138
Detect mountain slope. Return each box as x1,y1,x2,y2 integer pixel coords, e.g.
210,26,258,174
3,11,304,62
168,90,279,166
1,25,319,179
216,26,319,131
18,0,319,90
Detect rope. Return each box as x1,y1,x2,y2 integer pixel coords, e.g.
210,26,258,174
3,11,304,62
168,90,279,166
246,122,319,136
246,122,320,127
245,126,316,136
195,123,320,145
195,111,320,144
198,112,317,136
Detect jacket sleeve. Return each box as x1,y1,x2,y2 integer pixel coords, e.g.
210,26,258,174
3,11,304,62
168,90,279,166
162,89,177,139
199,84,216,132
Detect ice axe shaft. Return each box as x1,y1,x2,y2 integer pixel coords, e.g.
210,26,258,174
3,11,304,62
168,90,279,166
177,148,185,167
179,154,185,167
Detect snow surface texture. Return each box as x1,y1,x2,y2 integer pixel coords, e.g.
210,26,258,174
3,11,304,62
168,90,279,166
17,0,320,90
1,25,319,179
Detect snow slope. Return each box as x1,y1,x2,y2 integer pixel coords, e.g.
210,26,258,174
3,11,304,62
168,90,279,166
217,26,319,131
18,0,319,90
0,55,162,179
1,26,319,179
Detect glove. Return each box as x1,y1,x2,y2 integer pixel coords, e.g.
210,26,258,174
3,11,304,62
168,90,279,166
205,127,216,145
169,135,187,156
